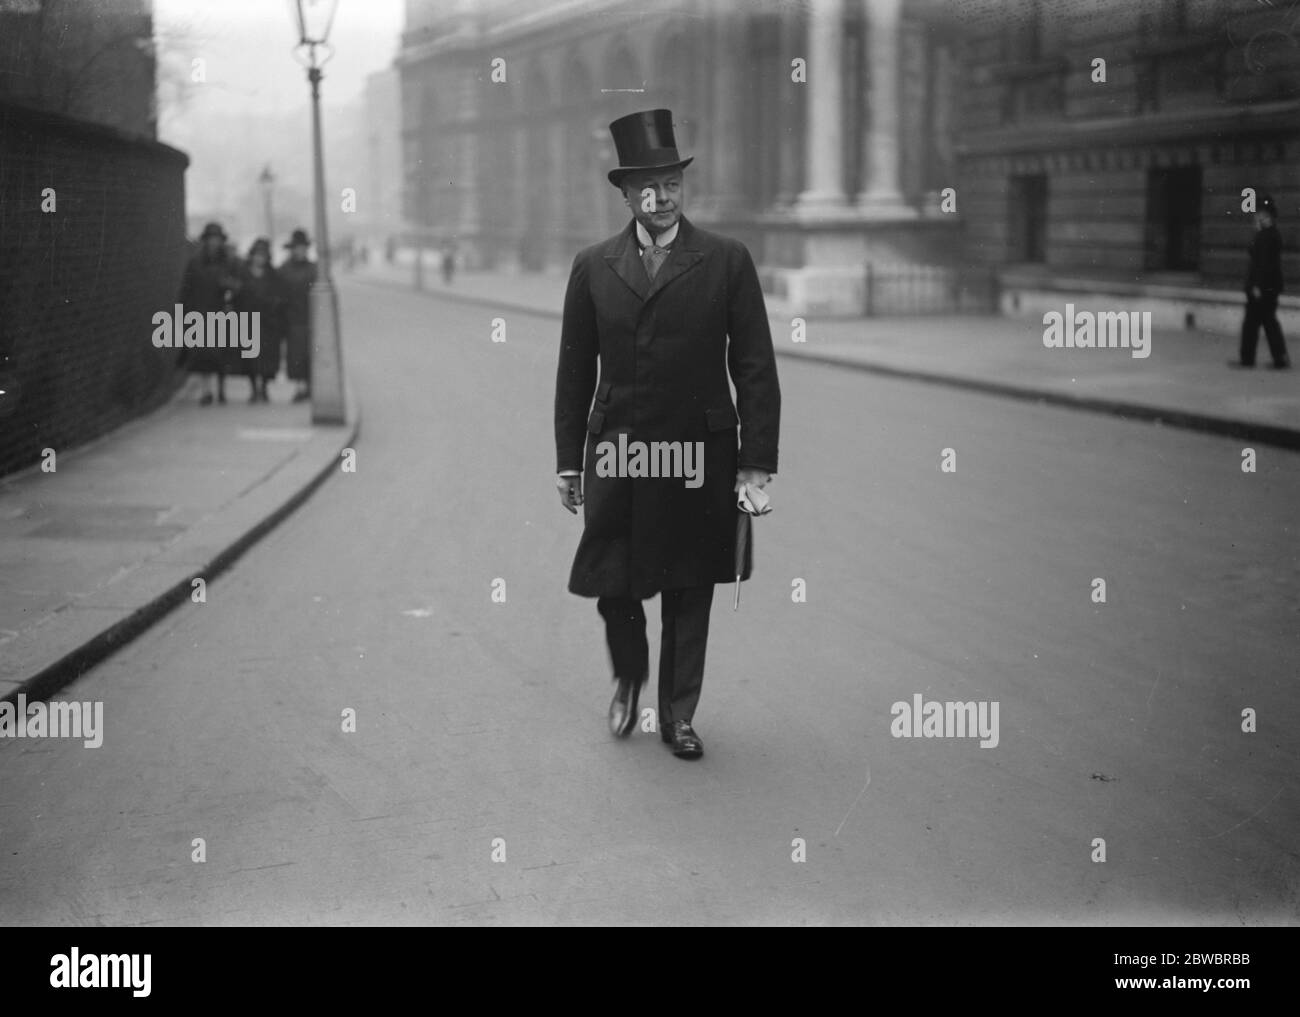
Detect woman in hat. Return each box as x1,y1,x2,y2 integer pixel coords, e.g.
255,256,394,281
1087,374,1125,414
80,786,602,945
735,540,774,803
278,228,317,403
178,221,243,405
235,237,283,402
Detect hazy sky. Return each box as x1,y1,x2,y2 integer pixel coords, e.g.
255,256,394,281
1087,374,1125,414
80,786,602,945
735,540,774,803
154,0,406,231
156,0,405,131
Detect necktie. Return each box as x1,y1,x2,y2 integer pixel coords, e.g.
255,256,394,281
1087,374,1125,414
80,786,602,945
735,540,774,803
642,243,670,281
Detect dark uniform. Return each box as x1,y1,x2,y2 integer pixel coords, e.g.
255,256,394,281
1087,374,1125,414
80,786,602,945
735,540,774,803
1240,213,1289,368
279,258,317,384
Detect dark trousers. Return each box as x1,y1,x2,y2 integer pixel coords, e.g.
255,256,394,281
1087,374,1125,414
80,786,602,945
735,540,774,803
1240,292,1289,366
597,585,715,727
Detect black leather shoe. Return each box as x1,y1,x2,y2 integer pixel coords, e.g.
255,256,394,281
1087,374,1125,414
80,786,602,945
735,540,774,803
607,677,640,738
664,720,703,759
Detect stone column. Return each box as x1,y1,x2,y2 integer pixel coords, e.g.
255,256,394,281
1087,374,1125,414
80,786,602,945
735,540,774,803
545,119,567,269
794,0,847,217
437,132,458,235
773,4,805,210
589,116,616,240
707,10,748,217
856,0,912,215
484,114,517,272
514,122,534,269
457,74,480,243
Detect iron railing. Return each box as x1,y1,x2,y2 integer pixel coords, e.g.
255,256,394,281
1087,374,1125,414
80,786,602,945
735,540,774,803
863,263,1001,316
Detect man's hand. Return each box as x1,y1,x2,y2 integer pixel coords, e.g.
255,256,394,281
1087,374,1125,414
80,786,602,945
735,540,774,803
735,468,771,493
557,474,583,514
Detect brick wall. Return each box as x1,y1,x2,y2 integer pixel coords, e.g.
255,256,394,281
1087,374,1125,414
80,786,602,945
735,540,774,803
0,101,189,479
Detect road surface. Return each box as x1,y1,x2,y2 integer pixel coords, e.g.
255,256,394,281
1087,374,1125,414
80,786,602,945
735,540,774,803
1,278,1296,925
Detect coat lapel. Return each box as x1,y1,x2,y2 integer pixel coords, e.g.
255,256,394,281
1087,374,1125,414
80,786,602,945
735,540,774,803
602,216,705,305
603,221,650,302
646,216,703,302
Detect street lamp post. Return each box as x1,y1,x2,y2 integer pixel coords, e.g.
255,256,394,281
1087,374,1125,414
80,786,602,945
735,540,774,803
258,163,275,240
292,0,346,426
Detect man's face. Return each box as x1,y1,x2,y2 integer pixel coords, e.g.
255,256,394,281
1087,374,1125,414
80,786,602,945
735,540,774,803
622,169,685,235
1255,210,1274,231
290,244,308,262
203,235,224,256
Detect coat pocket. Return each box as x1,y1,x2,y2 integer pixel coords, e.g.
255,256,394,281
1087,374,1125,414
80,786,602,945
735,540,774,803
595,380,613,403
588,408,607,434
705,405,739,432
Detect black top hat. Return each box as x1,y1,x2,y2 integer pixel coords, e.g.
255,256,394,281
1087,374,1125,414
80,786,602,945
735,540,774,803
200,221,227,241
284,228,312,249
247,237,272,259
607,109,693,188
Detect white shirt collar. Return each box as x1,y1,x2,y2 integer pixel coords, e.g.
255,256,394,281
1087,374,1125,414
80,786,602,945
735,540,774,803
635,220,679,250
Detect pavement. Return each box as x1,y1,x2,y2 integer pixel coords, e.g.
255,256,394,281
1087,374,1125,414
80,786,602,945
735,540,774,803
356,257,1300,448
0,373,359,705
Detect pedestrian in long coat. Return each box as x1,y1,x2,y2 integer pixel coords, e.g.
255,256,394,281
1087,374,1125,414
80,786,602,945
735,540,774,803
279,228,317,402
1235,195,1290,369
554,109,781,760
235,237,283,401
178,221,242,404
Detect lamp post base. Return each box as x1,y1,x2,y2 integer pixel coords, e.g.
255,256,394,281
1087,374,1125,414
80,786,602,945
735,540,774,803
309,280,346,425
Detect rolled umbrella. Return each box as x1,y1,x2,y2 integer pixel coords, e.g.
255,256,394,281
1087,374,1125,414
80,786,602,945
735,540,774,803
733,509,751,611
733,481,771,609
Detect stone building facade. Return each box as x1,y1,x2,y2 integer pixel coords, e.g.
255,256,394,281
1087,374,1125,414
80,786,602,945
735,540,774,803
396,0,962,313
953,0,1300,331
395,0,1298,323
362,68,406,247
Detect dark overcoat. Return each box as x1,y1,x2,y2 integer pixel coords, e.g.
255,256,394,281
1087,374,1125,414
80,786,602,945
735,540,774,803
278,258,317,382
554,215,781,600
234,264,284,379
177,248,243,374
1245,223,1284,295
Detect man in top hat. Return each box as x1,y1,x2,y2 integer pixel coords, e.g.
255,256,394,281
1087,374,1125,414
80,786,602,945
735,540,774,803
554,109,781,760
1235,195,1289,369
